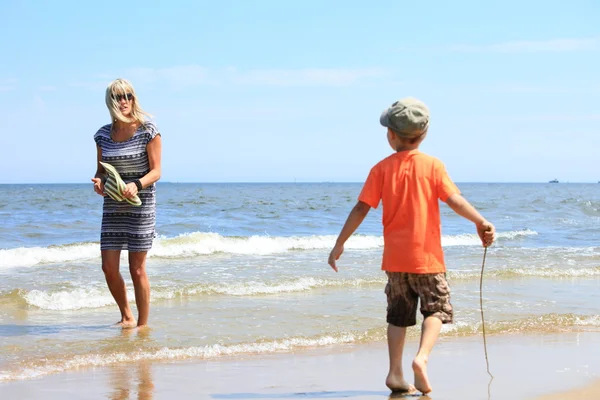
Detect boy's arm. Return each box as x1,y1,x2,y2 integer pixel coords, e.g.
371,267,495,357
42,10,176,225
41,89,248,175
328,201,371,272
445,193,495,247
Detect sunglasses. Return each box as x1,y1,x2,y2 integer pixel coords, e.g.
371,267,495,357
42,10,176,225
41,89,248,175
112,93,134,102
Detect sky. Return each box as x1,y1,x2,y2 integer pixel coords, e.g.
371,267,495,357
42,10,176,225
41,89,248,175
0,0,599,183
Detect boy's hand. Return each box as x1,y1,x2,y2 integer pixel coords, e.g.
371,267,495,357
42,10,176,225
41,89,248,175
328,244,344,272
477,221,495,247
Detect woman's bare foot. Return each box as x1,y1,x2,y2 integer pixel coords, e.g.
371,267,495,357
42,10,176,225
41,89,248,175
114,317,137,329
413,356,432,394
386,373,416,393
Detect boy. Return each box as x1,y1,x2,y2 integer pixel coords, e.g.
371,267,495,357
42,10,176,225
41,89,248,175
328,97,495,395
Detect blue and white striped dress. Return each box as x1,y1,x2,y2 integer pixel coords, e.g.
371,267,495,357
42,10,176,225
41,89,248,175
94,121,160,252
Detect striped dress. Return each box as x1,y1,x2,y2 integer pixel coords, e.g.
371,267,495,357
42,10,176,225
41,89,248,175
94,121,160,252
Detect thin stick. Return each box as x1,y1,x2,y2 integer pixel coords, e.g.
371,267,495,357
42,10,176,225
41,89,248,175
480,246,493,379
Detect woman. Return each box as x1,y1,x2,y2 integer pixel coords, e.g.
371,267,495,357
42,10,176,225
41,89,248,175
91,78,162,328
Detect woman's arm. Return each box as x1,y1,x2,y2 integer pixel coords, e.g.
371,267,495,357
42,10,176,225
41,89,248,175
91,145,106,196
121,135,162,199
140,135,162,188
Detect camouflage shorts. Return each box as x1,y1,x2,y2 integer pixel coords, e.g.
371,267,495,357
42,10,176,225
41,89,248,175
385,271,453,327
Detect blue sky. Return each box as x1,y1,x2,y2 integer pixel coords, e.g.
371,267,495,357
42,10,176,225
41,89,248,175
1,0,599,183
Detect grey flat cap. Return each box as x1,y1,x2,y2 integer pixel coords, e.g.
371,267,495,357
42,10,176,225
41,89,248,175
380,97,430,138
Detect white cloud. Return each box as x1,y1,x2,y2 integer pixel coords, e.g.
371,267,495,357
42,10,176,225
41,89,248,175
33,95,47,113
74,66,388,90
508,114,600,122
68,67,209,91
486,83,600,94
127,65,210,88
450,38,600,53
228,67,387,86
0,78,17,92
69,80,107,90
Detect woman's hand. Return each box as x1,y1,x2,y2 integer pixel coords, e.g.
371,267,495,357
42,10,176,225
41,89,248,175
122,182,138,199
91,178,106,196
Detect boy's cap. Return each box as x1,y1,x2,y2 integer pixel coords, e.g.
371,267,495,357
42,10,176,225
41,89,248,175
380,97,429,138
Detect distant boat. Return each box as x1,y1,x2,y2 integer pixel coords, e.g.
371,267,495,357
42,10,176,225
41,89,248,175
549,179,559,183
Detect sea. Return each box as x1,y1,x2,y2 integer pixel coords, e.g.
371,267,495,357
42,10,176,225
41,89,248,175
0,182,599,382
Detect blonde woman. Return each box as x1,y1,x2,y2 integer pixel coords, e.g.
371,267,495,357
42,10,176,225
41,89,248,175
91,79,162,328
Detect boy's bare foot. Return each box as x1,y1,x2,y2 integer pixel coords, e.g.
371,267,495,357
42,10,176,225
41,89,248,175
386,374,415,393
413,356,432,394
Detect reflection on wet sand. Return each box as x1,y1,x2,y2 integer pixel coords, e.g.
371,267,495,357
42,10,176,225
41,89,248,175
108,328,154,400
108,361,154,400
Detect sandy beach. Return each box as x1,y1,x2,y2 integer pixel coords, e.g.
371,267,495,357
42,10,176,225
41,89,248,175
537,378,600,400
2,331,599,400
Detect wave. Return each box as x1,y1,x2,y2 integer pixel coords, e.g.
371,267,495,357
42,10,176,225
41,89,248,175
6,266,599,310
448,266,600,280
8,278,385,310
151,229,538,257
1,312,597,382
0,242,99,269
21,288,116,311
0,230,538,270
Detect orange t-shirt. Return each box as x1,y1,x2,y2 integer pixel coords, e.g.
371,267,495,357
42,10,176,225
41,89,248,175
358,150,460,274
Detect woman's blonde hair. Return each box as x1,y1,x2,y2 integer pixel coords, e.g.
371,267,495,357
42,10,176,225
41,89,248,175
105,78,152,124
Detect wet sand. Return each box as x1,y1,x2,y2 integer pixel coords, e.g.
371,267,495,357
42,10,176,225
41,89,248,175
1,331,599,400
536,377,600,399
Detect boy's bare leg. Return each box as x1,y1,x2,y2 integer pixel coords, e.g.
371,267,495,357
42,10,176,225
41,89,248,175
413,316,442,394
386,324,415,393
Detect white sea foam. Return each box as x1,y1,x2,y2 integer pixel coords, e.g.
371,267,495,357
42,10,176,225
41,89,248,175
0,333,370,382
149,233,382,258
0,230,538,270
2,312,598,382
18,264,599,311
161,277,384,297
0,242,98,269
448,266,600,280
20,277,386,310
573,315,600,326
23,288,119,311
